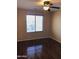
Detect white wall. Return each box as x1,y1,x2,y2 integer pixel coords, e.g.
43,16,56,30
51,10,61,43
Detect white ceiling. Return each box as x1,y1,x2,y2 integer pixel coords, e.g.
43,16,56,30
17,0,61,11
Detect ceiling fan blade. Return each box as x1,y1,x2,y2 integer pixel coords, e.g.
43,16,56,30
50,7,60,9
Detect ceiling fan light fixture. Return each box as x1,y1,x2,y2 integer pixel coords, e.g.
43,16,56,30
43,1,50,10
43,6,49,10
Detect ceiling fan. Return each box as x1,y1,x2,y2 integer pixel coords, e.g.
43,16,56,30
43,1,60,11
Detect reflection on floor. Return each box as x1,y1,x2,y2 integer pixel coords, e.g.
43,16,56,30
17,38,61,59
27,45,43,59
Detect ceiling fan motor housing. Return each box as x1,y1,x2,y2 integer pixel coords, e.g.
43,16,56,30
44,1,50,6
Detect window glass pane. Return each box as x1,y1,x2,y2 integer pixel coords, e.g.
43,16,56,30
36,16,43,31
26,15,35,32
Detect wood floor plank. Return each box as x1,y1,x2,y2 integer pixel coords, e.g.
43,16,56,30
17,38,61,59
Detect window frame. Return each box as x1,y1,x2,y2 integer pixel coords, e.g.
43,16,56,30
26,14,44,33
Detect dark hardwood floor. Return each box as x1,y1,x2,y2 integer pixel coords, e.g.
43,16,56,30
17,38,61,59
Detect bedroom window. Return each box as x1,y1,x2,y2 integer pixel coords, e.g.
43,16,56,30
26,15,43,32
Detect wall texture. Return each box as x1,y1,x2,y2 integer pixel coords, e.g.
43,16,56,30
17,9,51,41
51,10,61,43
